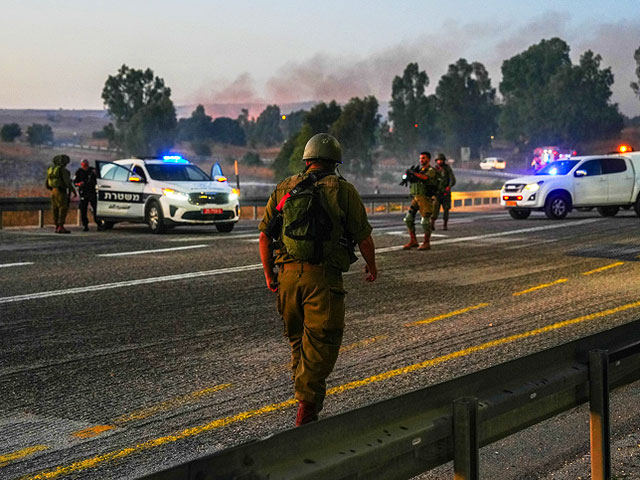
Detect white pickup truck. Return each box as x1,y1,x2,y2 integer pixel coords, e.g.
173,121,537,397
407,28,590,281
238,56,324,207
500,151,640,219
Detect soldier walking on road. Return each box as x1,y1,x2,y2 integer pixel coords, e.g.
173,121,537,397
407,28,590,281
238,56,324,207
403,151,438,250
431,153,456,231
73,159,102,231
258,133,378,426
46,154,77,234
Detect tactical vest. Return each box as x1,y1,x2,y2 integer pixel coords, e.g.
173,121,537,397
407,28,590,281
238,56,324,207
410,166,438,196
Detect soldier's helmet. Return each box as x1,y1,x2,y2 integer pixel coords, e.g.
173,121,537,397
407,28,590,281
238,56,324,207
435,153,447,162
302,133,343,164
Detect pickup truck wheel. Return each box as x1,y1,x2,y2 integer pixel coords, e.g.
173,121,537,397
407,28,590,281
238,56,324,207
146,201,167,234
635,196,640,217
544,193,570,219
508,208,531,220
597,206,619,217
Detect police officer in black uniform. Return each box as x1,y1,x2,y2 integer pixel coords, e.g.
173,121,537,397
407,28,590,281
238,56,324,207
73,159,102,231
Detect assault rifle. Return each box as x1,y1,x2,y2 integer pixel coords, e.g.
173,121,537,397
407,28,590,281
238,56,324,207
399,165,421,187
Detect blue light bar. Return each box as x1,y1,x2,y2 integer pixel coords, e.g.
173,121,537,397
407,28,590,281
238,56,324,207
162,155,189,164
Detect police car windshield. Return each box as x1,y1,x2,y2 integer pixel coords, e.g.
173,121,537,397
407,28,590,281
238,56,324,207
146,164,211,181
535,160,579,176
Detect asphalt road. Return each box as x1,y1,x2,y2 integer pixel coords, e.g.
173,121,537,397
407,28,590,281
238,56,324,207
1,208,640,479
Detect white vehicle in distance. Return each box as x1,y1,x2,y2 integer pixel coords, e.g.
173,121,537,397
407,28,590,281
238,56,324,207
500,147,640,220
479,157,506,170
95,155,240,233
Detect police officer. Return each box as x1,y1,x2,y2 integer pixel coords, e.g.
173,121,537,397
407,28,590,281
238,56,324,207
73,159,102,231
403,151,438,250
431,153,456,231
45,154,77,234
258,133,377,426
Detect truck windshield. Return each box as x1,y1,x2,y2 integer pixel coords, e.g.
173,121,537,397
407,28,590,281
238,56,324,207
536,160,579,176
146,164,211,181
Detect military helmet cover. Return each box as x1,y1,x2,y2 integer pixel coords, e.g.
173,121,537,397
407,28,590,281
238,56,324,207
435,153,447,162
302,133,343,164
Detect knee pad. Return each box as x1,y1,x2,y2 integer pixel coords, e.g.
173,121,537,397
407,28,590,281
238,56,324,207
420,216,431,233
404,211,415,226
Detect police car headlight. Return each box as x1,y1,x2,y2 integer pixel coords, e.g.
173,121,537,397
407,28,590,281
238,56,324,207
162,188,188,200
228,188,239,202
524,181,543,192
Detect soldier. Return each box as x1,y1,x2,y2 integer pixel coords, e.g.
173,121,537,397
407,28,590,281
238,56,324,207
45,154,77,234
258,133,377,426
431,153,456,231
73,159,102,231
403,151,438,250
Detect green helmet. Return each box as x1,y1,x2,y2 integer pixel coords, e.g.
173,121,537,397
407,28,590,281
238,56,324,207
302,133,342,164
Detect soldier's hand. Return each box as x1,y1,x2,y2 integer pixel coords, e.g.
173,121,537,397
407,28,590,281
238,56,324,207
265,271,278,292
445,186,451,193
364,264,377,282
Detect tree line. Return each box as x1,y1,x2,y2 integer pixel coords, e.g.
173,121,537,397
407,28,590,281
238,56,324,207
3,39,640,178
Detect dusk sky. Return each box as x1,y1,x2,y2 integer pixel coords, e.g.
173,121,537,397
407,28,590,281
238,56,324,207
2,0,640,116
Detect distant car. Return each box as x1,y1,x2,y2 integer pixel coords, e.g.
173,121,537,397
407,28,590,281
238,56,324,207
500,150,640,220
95,155,240,233
479,157,506,170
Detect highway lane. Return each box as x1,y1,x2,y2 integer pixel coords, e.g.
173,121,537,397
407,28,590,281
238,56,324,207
1,210,640,479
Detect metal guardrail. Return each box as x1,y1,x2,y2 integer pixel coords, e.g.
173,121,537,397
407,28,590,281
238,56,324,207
0,191,502,228
138,319,640,480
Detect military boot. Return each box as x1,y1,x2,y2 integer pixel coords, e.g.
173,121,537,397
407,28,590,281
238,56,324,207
403,231,418,249
295,401,318,426
418,233,431,250
430,218,436,231
443,219,448,231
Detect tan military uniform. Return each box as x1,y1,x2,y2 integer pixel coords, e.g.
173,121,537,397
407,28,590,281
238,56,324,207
405,165,437,234
432,164,456,222
259,170,371,408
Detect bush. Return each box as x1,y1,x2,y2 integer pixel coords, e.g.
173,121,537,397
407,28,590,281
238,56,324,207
192,141,211,157
241,151,262,166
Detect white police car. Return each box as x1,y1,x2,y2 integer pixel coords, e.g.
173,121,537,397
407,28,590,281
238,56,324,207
95,155,240,233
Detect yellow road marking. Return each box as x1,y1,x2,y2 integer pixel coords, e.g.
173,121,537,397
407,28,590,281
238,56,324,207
406,303,490,327
582,261,625,276
113,384,232,424
27,299,640,480
0,445,48,467
72,425,114,439
340,335,388,353
513,278,568,296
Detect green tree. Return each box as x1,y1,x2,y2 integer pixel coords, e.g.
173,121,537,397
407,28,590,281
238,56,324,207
631,46,640,100
388,63,437,159
177,105,213,142
101,65,176,154
499,38,571,145
280,109,307,139
192,141,211,157
250,105,284,147
211,117,246,145
1,123,21,142
241,151,262,166
26,124,53,145
305,101,342,134
123,95,177,156
272,135,297,180
330,96,380,175
435,58,498,156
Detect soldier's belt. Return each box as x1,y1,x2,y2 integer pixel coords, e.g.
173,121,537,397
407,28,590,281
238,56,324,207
279,261,341,275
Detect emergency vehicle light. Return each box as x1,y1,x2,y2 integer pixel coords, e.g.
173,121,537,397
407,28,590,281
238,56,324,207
618,145,633,153
162,155,189,163
216,176,228,182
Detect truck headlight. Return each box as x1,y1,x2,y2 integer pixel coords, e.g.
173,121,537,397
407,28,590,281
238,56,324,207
162,188,188,200
524,181,543,192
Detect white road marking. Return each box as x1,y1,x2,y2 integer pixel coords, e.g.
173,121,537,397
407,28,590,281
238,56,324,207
1,218,598,304
97,245,207,257
0,262,34,268
167,233,257,242
384,231,447,237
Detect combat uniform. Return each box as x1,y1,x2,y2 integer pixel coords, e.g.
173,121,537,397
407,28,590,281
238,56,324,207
74,164,101,230
431,163,456,230
46,155,76,233
259,171,372,410
404,165,438,243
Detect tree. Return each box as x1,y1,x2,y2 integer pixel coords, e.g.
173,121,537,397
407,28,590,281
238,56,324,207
250,105,284,147
388,63,437,159
1,123,21,142
101,65,177,154
500,39,622,146
26,124,53,145
280,109,307,139
241,151,262,166
123,95,177,156
177,105,213,142
435,59,498,156
305,101,342,134
631,46,640,100
210,117,246,145
330,96,380,175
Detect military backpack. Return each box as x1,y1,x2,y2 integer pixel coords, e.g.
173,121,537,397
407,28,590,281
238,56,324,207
46,164,62,190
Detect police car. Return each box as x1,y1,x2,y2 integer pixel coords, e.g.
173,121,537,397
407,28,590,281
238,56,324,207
95,155,240,233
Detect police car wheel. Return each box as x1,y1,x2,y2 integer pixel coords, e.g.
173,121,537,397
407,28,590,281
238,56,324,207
146,201,166,234
633,194,640,218
101,221,115,230
508,208,531,220
544,193,570,219
215,223,234,233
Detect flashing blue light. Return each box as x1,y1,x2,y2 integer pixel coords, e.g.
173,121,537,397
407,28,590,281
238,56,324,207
162,155,189,164
549,168,558,175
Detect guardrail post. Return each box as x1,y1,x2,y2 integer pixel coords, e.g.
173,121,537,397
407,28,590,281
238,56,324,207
0,212,3,230
370,201,374,215
453,396,479,480
386,201,390,213
253,205,258,220
589,349,611,480
39,210,44,228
